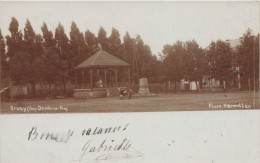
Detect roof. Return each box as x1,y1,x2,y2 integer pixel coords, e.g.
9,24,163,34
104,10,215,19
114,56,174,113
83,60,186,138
74,50,130,69
205,39,241,51
226,39,240,50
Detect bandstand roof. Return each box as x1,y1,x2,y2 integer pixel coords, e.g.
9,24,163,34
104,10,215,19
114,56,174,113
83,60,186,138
74,50,130,69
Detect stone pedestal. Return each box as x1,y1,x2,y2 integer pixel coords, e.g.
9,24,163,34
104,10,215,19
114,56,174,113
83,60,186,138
138,78,150,95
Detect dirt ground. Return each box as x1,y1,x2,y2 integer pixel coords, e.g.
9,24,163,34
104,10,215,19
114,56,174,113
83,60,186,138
1,91,259,114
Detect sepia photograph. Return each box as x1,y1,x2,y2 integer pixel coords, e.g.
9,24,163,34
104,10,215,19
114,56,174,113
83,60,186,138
0,1,259,113
0,1,260,163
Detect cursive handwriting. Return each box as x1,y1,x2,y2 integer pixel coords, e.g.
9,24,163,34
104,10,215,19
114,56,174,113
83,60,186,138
28,127,73,143
81,123,129,136
79,138,131,162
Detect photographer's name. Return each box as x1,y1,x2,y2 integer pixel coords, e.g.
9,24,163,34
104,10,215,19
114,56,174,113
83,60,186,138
209,103,251,109
10,105,68,112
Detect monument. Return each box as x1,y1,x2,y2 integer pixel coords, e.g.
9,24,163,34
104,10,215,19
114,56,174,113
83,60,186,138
138,78,150,95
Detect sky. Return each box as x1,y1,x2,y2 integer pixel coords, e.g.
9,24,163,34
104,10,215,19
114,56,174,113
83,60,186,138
0,1,259,55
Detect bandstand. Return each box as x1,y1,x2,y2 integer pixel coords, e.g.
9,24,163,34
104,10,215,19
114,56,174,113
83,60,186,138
74,49,130,98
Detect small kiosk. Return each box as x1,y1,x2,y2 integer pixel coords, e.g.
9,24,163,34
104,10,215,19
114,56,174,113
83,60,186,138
74,50,131,98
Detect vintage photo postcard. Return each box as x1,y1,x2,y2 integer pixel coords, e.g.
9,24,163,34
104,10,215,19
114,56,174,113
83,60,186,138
0,1,259,163
0,1,259,114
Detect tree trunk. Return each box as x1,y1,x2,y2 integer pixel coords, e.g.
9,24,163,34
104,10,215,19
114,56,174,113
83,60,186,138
248,78,251,90
165,81,168,92
250,76,254,91
63,83,67,97
31,82,35,98
195,80,198,92
223,80,226,92
40,83,43,96
241,76,246,90
200,78,203,89
48,83,51,99
54,83,57,98
174,81,177,92
63,79,67,97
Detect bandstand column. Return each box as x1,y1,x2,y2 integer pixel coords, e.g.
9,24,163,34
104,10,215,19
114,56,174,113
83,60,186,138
128,67,131,85
75,70,77,88
115,69,118,86
104,69,107,88
82,69,85,89
90,68,93,90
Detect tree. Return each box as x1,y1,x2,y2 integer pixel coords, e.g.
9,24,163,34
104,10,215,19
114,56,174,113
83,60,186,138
0,30,7,82
137,44,151,78
108,27,121,56
55,23,70,95
134,35,144,80
97,27,108,50
162,41,185,91
147,55,163,83
183,40,205,90
85,29,98,54
5,17,23,59
0,29,10,101
42,48,62,86
41,22,62,94
122,32,134,63
24,19,35,46
237,29,259,90
207,40,234,89
255,34,259,91
23,19,41,97
5,17,26,86
69,21,89,68
41,22,54,47
33,34,45,85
